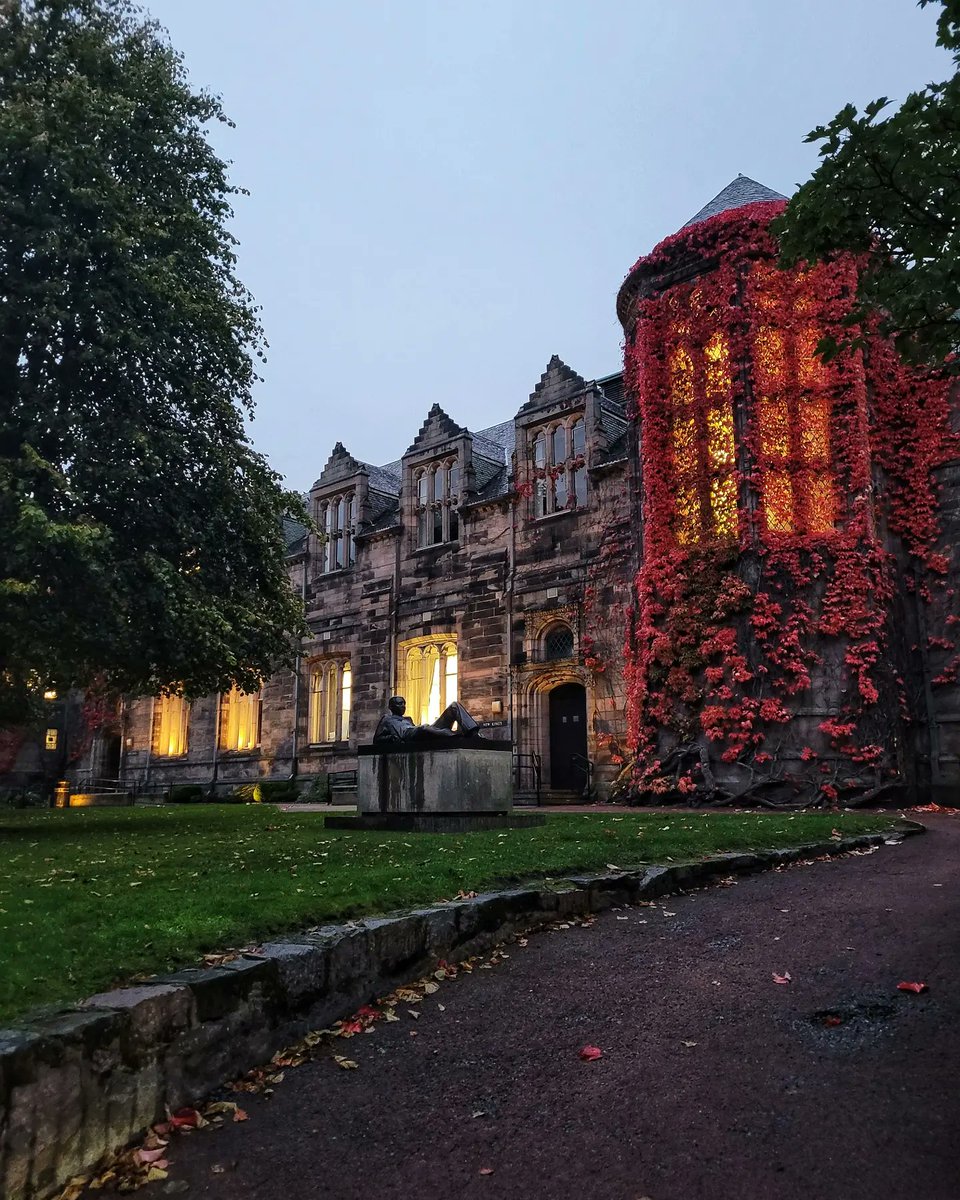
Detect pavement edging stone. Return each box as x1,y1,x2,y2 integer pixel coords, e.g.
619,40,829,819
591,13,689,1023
0,821,924,1199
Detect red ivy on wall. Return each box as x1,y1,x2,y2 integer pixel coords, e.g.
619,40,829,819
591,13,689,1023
621,200,956,795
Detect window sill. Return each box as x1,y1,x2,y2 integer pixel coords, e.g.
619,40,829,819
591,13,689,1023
307,741,352,750
219,748,261,757
315,567,354,579
532,507,582,523
413,541,459,553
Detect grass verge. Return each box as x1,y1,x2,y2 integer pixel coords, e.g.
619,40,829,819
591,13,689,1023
0,804,898,1023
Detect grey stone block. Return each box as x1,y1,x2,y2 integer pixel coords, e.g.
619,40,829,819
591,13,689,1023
257,943,329,1005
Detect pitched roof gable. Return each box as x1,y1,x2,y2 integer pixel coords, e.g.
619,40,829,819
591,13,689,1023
520,355,587,412
406,403,466,455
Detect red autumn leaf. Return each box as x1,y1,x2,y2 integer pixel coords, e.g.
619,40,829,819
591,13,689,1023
822,1015,843,1027
579,1045,603,1061
772,972,792,985
339,1019,365,1036
356,1005,379,1020
169,1107,200,1129
233,1107,249,1122
479,1167,494,1176
897,981,929,994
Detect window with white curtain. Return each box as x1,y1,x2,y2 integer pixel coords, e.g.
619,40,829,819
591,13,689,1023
397,637,458,725
153,694,190,757
220,688,262,751
308,660,352,743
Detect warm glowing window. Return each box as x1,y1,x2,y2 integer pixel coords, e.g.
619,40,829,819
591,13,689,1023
153,694,189,757
397,637,458,725
668,323,737,545
220,688,261,752
317,492,355,573
308,660,352,743
529,416,587,517
415,457,460,547
750,265,838,536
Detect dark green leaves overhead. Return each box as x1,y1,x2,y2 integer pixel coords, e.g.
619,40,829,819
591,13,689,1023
774,0,960,370
0,0,306,722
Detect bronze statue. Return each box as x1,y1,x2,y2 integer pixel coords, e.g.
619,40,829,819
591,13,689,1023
373,695,483,743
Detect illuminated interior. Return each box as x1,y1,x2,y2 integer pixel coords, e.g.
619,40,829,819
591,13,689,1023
397,636,458,725
309,660,351,743
154,694,189,757
221,687,261,752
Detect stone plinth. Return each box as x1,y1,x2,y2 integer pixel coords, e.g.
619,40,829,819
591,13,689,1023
68,792,134,808
325,742,545,832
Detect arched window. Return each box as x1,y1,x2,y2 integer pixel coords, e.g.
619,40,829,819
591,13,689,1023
415,457,460,547
220,688,262,752
308,659,352,743
397,637,458,724
317,492,356,573
528,415,588,517
153,694,189,757
543,623,575,661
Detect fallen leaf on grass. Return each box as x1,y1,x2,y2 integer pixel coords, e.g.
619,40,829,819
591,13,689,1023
897,981,929,994
772,972,792,985
333,1055,359,1069
579,1045,603,1061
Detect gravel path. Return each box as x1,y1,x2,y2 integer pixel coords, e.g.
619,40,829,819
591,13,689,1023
147,815,959,1200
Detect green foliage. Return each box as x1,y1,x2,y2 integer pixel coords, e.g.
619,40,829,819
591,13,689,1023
0,804,898,1021
166,784,204,804
774,0,960,369
306,771,332,803
0,0,307,724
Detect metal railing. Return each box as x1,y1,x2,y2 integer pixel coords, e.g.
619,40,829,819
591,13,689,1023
329,769,358,793
570,753,595,800
513,752,542,805
71,774,128,794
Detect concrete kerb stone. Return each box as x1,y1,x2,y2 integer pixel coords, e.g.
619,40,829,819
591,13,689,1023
0,821,926,1200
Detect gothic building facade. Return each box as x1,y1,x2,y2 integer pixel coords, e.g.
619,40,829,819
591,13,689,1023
108,175,960,804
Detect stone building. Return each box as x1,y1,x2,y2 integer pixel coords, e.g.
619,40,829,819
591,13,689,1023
108,175,960,804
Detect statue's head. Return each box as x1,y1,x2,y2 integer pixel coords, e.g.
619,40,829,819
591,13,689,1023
388,695,406,716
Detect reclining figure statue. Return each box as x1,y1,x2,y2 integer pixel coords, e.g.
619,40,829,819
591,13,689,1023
373,695,484,743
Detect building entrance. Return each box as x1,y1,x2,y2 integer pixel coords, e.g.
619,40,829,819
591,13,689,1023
548,682,587,789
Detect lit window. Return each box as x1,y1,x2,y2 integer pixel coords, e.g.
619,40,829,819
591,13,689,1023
154,694,189,757
529,416,587,517
750,264,838,536
668,328,737,544
397,637,458,725
317,492,356,573
220,688,261,752
308,660,352,743
415,457,460,547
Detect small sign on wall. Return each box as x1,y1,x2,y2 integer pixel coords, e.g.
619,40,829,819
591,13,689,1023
480,720,507,729
45,728,59,751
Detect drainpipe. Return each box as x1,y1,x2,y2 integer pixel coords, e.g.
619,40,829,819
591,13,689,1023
210,692,222,796
288,554,308,781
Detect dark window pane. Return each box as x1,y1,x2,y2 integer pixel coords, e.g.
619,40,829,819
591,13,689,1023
544,625,574,660
573,466,587,506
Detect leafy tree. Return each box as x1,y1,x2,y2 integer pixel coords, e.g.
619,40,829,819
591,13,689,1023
775,0,960,369
0,0,308,723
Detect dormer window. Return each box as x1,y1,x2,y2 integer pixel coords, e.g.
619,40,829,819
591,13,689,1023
317,492,355,573
415,457,460,547
530,416,587,517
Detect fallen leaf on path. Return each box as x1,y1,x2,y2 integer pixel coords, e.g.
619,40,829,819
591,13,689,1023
579,1045,603,1061
135,1148,168,1165
772,972,792,985
407,1009,420,1019
822,1015,843,1027
479,1167,494,1176
333,1055,359,1069
681,1040,698,1048
897,981,928,994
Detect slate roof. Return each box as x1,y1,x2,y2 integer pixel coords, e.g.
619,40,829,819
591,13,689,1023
682,174,787,229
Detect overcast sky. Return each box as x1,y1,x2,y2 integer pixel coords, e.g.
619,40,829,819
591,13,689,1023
146,0,950,489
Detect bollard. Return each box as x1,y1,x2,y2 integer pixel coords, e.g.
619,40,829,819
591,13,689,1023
54,780,71,808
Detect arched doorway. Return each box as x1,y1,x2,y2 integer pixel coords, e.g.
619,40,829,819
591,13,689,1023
548,682,587,789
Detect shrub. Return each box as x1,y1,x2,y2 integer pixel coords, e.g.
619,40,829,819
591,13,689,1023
167,784,204,804
305,772,331,803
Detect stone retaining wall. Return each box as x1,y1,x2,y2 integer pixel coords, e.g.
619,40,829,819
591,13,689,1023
0,828,917,1199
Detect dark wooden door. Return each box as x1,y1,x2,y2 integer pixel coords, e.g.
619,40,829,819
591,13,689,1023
549,683,587,789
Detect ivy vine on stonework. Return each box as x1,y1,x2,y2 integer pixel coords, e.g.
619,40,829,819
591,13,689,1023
621,200,956,800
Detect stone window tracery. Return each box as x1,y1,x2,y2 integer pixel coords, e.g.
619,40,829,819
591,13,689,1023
220,688,261,752
397,636,458,724
317,493,356,573
308,659,352,744
415,458,460,547
529,415,587,517
542,622,575,661
153,694,189,757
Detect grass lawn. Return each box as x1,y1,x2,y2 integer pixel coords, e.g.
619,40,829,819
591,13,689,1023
0,804,898,1024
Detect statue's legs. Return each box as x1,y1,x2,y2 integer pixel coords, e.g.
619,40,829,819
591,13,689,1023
432,702,481,736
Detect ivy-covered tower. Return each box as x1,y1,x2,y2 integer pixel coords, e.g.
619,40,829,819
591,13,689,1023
617,176,957,805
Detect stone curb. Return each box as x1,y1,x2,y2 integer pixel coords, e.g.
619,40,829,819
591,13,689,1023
0,821,923,1199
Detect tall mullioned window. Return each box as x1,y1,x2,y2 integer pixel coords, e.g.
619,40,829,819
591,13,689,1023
220,688,262,752
153,694,189,757
415,458,460,546
397,637,458,725
317,493,356,573
308,660,352,743
530,415,587,517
